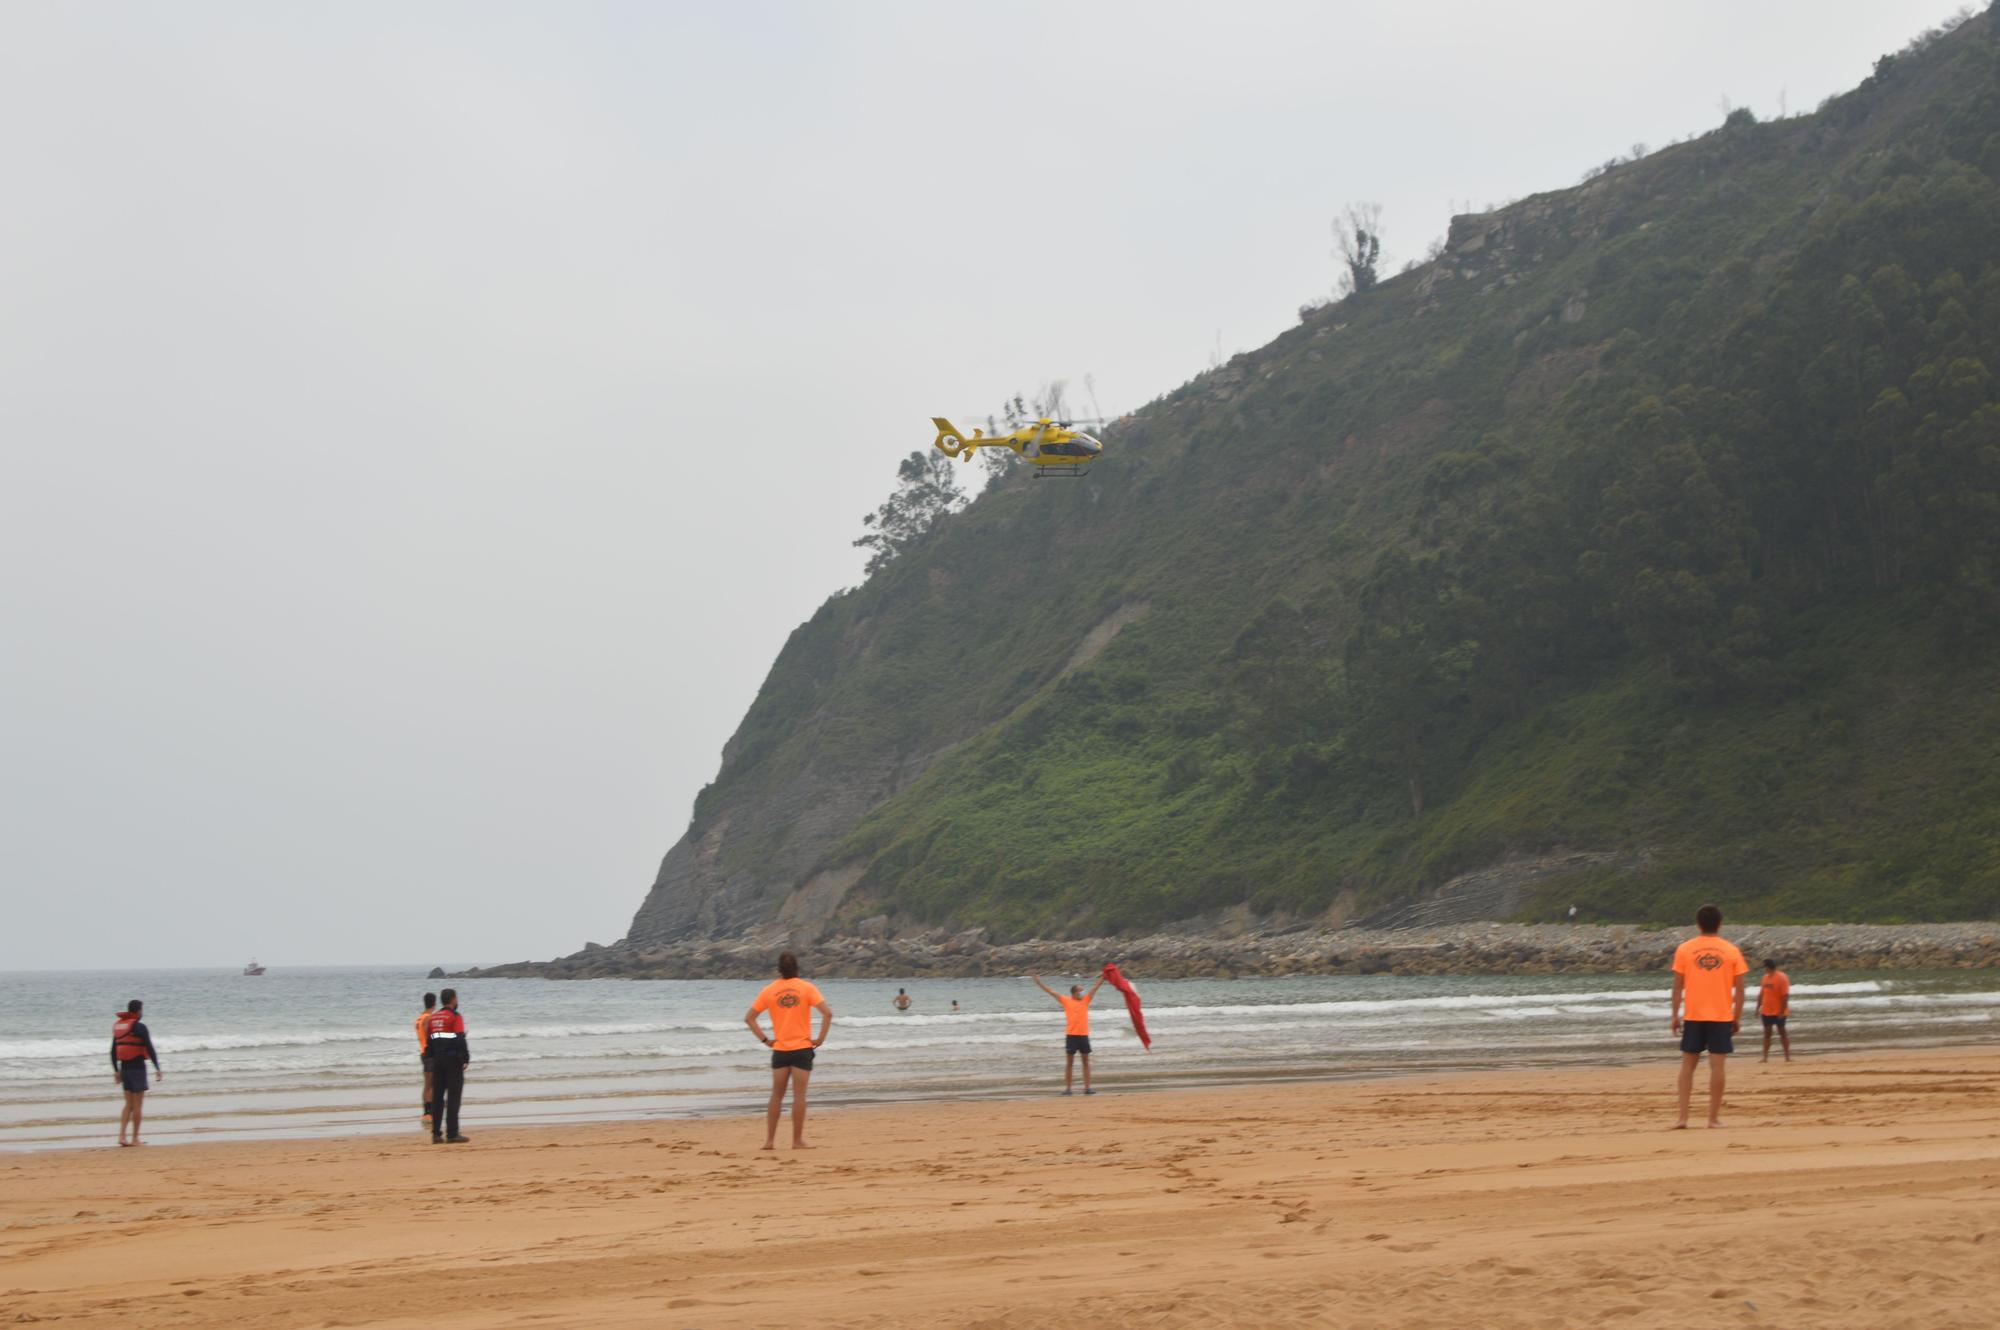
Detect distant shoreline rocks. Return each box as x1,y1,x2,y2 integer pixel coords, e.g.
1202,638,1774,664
456,921,2000,982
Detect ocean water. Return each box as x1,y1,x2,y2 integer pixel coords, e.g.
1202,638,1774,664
3,964,1996,1151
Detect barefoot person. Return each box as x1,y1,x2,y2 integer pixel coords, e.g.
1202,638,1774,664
111,1000,162,1146
1759,959,1793,1063
1670,904,1748,1129
414,991,437,1132
746,952,832,1150
1032,973,1106,1096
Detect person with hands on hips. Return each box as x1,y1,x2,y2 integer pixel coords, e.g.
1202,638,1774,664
745,951,833,1150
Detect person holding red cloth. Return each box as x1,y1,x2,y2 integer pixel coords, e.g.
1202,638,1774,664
1033,973,1106,1095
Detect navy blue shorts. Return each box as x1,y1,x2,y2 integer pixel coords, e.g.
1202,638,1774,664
1761,1015,1787,1029
1065,1035,1092,1055
771,1048,816,1071
119,1061,149,1093
1680,1021,1735,1055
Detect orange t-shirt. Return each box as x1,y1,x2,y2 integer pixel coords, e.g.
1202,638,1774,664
414,1010,432,1050
754,978,826,1051
1673,934,1748,1023
1060,994,1092,1037
1759,970,1791,1017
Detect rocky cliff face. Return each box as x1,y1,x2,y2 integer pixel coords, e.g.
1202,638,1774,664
550,10,2000,969
620,598,1153,948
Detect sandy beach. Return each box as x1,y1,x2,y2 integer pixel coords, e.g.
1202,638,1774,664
5,1046,1999,1329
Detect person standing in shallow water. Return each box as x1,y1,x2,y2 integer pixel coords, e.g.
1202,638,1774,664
1759,959,1793,1063
111,1000,162,1146
1670,904,1748,1129
746,952,833,1150
892,988,912,1012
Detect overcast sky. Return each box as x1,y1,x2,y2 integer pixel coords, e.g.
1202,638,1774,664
0,1,1960,971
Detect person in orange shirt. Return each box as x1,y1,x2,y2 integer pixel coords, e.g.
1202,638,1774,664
414,992,437,1131
1758,959,1793,1063
1670,903,1749,1129
1033,973,1107,1096
745,951,833,1150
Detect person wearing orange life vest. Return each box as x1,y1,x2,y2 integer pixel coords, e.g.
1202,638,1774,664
423,989,471,1144
111,999,162,1147
415,992,437,1131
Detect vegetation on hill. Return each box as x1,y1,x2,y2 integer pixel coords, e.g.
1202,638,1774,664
648,10,2000,944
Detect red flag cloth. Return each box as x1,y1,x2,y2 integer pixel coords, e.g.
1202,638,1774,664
1102,963,1151,1050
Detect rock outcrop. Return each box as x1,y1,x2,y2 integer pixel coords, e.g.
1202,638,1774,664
460,922,2000,982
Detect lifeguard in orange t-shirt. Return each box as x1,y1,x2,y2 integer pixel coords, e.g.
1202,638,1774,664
1669,903,1749,1129
1758,959,1793,1063
745,951,833,1150
1032,972,1107,1096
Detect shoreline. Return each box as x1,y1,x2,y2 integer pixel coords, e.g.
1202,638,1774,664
460,919,2000,980
7,1044,1999,1329
12,1024,1993,1159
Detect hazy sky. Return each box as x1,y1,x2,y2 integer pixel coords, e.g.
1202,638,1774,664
0,2,1959,970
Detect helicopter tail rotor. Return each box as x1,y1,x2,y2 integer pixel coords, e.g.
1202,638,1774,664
932,417,981,461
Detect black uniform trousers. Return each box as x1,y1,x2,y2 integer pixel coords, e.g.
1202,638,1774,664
429,1061,465,1137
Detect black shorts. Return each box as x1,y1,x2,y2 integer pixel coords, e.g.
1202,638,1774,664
1680,1020,1735,1055
119,1061,149,1093
420,1052,434,1068
1065,1035,1092,1056
1761,1015,1788,1029
771,1048,816,1071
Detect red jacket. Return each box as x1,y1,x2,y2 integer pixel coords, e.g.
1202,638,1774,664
424,1008,469,1064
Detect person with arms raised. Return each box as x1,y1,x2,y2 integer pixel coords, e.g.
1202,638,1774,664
746,952,832,1150
1033,973,1106,1096
1670,904,1748,1129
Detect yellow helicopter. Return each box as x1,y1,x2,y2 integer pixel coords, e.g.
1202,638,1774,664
931,416,1105,478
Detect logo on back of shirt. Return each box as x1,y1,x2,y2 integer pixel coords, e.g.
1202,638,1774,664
778,992,800,1009
1697,951,1723,971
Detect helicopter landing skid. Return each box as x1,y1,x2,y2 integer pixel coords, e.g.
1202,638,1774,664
1033,466,1091,479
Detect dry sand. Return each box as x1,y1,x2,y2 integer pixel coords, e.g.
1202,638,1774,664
5,1047,1999,1329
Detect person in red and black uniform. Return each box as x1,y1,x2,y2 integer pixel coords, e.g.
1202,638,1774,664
423,988,471,1144
111,1000,162,1146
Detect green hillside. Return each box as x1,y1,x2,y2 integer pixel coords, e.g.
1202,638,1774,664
630,11,2000,947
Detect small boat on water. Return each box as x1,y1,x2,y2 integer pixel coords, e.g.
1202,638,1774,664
242,959,266,976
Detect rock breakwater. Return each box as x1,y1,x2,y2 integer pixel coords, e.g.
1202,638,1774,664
459,921,2000,982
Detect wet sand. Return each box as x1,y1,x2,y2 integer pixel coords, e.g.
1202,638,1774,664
5,1046,1999,1329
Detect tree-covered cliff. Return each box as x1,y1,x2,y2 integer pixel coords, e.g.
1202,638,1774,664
613,11,2000,954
